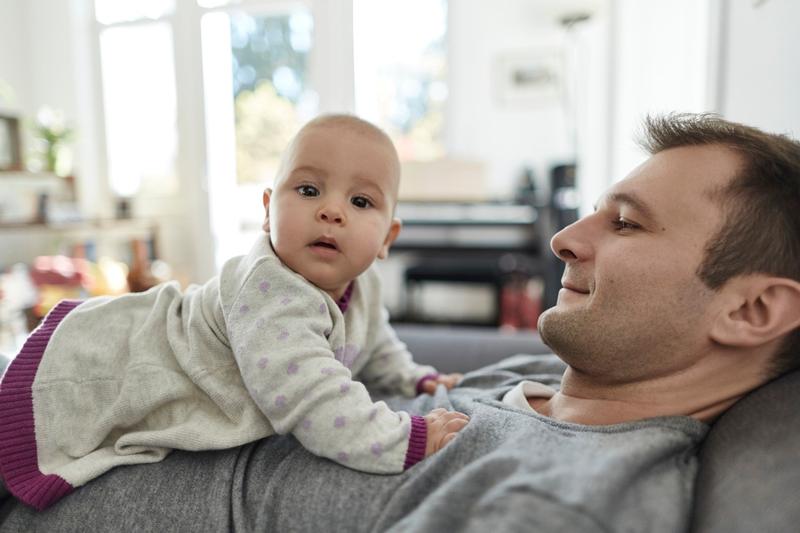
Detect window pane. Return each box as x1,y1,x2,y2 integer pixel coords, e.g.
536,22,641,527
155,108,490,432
99,23,178,197
353,0,448,161
94,0,175,25
201,7,315,267
228,9,315,184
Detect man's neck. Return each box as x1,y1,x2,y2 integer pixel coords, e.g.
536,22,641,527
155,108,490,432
531,350,771,425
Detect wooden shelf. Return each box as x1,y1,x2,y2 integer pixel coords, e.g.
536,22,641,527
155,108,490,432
0,218,154,233
0,218,159,270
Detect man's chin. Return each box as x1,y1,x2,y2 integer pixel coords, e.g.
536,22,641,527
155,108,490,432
537,307,558,348
537,305,585,353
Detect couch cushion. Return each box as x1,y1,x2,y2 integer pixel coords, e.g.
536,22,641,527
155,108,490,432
394,324,550,373
691,368,800,532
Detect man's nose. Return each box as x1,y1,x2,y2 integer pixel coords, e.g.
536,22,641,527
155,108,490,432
317,202,345,225
550,218,592,262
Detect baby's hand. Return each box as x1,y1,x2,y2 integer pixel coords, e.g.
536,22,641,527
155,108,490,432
424,408,470,458
420,373,464,395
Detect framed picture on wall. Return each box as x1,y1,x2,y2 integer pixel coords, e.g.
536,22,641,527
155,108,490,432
0,114,23,171
493,49,564,108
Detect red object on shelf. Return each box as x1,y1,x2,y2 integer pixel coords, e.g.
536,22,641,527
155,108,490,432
29,256,90,288
500,281,541,331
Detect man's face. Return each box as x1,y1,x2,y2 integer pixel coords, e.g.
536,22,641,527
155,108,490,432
538,145,742,382
264,125,401,299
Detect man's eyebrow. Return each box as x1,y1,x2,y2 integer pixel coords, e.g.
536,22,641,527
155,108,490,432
594,191,659,223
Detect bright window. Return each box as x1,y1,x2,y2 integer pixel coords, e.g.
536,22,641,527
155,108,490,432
229,9,315,184
201,3,316,266
98,21,179,197
353,0,448,161
94,0,175,25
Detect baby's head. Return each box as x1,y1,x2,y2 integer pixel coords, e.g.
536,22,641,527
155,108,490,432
262,114,402,300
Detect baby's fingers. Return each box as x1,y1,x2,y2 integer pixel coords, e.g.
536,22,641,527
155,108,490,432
440,373,464,389
421,380,438,395
441,432,458,447
442,416,469,433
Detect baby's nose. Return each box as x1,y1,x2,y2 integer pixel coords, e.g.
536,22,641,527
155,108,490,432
318,204,345,224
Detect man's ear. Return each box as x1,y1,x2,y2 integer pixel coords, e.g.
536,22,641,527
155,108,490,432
377,218,402,260
262,188,272,232
710,275,800,348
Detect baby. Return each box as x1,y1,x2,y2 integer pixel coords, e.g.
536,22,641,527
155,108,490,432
0,114,468,511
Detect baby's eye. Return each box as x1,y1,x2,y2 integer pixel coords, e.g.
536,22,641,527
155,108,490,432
351,196,372,209
297,185,320,197
612,217,640,232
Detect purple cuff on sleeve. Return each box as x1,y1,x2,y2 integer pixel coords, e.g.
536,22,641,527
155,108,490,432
0,299,81,511
415,373,440,395
403,415,427,470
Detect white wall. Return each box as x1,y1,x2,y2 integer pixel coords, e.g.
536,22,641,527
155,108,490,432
0,2,29,114
720,0,800,136
448,0,607,198
609,0,715,185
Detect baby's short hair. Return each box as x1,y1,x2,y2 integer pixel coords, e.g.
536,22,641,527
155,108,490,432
274,114,400,193
300,114,395,149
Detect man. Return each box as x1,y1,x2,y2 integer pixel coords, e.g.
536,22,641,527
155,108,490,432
534,113,800,425
1,113,799,532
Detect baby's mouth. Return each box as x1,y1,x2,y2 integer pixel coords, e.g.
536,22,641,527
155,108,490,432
311,238,339,251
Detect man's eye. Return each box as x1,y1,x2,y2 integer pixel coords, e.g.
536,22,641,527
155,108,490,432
351,196,372,209
612,217,639,231
297,185,320,197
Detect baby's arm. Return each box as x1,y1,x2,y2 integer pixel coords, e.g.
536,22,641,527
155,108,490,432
358,307,449,397
226,259,433,473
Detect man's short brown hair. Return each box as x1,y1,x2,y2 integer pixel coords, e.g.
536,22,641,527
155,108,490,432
638,113,800,378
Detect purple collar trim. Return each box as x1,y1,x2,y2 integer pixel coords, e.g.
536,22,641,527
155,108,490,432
336,282,354,313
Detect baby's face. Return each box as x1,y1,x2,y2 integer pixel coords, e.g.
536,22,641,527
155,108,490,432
264,125,401,299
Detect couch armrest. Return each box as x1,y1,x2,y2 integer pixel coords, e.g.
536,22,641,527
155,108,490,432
393,324,551,374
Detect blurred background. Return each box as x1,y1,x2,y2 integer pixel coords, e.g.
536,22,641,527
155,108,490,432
1,0,798,353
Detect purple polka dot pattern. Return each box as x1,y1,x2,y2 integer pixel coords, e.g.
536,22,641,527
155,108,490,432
301,419,312,430
319,303,326,314
334,416,346,428
337,452,349,462
281,297,292,305
333,344,361,368
259,281,271,293
257,357,268,369
339,382,350,394
321,367,336,375
275,395,287,408
369,408,378,421
239,304,250,314
287,362,299,375
277,330,289,340
371,443,383,457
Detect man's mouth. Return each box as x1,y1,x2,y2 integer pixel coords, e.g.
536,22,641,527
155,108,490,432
562,281,590,294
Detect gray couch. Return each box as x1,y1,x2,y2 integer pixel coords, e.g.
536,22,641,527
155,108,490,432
1,324,798,532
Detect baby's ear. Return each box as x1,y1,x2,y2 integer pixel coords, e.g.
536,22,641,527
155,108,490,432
262,188,272,232
377,218,402,259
